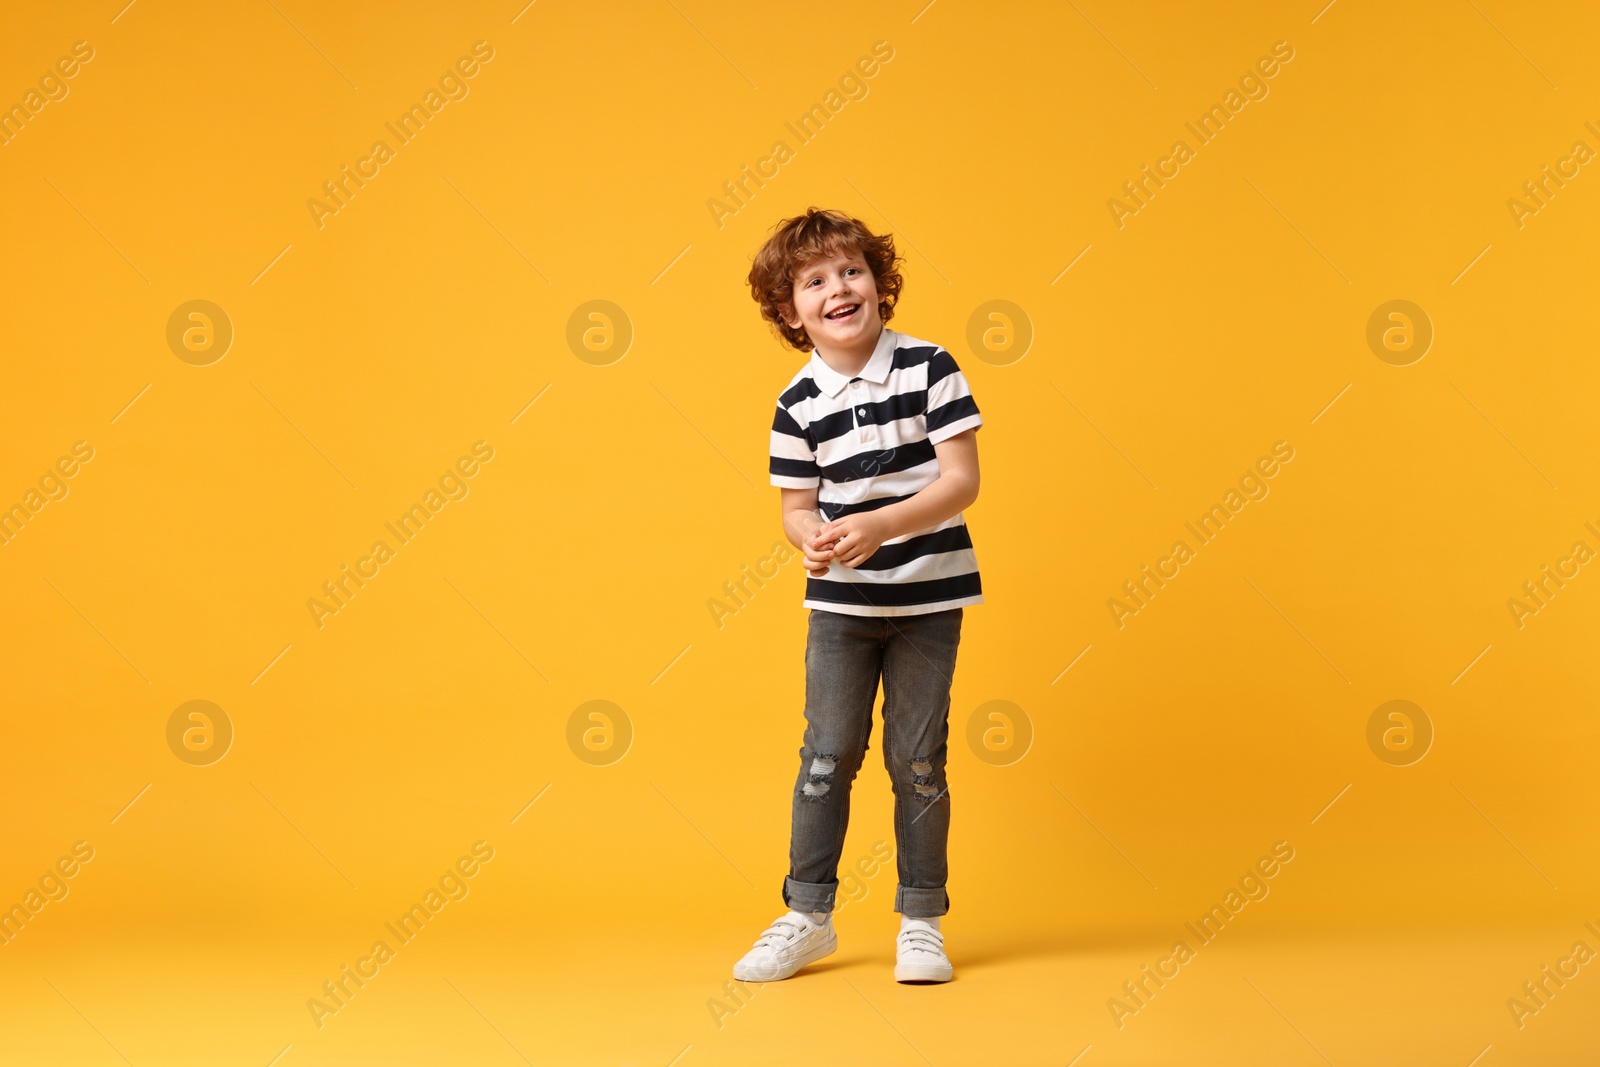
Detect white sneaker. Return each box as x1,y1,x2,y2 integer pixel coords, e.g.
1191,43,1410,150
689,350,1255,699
895,919,952,982
733,910,837,981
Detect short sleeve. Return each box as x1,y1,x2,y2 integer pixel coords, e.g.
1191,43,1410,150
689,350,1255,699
769,402,820,488
925,349,983,444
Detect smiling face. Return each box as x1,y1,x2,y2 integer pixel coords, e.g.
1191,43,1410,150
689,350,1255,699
782,246,882,354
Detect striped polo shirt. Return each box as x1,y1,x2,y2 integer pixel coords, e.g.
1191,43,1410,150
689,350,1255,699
769,325,984,617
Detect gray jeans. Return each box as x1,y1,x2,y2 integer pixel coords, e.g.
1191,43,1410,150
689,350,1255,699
783,606,964,918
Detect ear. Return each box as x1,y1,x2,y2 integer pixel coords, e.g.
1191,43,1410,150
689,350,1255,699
778,303,800,329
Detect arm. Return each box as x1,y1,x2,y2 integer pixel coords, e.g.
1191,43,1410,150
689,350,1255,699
823,428,980,569
780,485,823,550
870,428,979,543
780,485,841,575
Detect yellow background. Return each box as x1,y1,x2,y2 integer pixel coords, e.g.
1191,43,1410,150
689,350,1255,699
2,1,1596,1064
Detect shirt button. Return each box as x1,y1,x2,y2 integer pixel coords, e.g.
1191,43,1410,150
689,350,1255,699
857,407,866,416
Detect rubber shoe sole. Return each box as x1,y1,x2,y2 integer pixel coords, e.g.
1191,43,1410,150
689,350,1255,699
894,955,953,982
732,924,837,982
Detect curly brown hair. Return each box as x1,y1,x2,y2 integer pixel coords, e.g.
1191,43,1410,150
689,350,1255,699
746,207,903,353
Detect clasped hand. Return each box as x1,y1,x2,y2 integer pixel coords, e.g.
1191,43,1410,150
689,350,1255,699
801,513,888,574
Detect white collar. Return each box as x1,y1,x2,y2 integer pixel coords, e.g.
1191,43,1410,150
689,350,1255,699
809,326,896,398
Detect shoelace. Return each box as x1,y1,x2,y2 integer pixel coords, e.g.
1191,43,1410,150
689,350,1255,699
898,927,944,957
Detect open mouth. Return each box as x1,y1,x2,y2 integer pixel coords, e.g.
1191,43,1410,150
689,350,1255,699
825,303,860,322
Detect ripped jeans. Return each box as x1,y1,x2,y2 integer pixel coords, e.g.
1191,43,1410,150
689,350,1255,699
783,606,963,918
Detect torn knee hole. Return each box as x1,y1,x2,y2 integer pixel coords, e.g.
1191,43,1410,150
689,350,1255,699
909,756,941,799
802,752,838,798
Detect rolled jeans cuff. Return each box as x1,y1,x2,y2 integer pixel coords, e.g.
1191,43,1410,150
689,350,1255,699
783,875,837,914
895,884,948,917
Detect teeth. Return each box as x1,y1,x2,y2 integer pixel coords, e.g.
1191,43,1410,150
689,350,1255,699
828,305,857,319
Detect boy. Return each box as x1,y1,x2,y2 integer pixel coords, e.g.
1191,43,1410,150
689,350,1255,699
734,207,983,984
